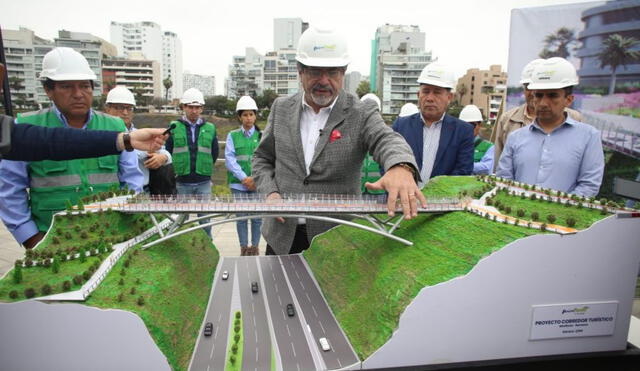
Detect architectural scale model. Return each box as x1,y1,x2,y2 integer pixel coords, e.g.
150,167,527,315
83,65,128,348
0,176,638,371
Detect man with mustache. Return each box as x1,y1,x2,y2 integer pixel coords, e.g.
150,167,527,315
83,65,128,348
392,62,475,188
0,47,143,249
253,27,425,256
496,57,604,197
490,58,581,172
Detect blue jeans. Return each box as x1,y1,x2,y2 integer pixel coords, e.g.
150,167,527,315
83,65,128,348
231,188,262,247
177,181,212,237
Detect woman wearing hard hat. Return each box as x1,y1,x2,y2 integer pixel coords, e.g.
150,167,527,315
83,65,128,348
225,96,262,256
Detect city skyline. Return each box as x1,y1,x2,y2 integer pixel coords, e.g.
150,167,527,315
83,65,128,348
1,0,597,95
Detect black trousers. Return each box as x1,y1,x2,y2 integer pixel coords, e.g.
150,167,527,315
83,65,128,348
266,224,309,255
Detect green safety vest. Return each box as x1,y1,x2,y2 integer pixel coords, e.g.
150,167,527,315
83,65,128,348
474,138,493,163
171,120,216,176
18,108,125,232
226,128,260,185
361,153,385,195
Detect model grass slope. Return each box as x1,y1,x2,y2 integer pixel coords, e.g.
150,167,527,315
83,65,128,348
303,175,611,360
0,203,219,371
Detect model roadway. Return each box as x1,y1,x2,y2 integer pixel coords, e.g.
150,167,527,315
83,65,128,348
189,255,360,371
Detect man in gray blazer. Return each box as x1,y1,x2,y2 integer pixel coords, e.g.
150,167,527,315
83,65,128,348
253,27,425,255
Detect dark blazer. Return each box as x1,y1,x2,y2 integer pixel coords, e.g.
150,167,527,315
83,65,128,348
2,116,120,161
392,113,474,178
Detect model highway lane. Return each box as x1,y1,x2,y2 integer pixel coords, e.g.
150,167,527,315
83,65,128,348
189,258,235,371
238,257,272,370
281,254,361,369
259,256,316,370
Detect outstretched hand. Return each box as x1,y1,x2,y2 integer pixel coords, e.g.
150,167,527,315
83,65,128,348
127,129,168,152
365,164,426,219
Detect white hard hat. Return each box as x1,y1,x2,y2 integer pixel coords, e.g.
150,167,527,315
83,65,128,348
106,86,136,106
527,57,579,90
180,88,205,106
459,105,483,123
39,47,96,81
360,93,381,111
236,96,258,112
417,62,456,89
295,27,350,68
519,59,545,85
399,103,419,117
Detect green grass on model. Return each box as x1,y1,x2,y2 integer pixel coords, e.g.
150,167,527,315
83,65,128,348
0,211,154,302
491,192,608,229
305,211,539,360
87,229,218,371
422,175,487,198
226,311,244,371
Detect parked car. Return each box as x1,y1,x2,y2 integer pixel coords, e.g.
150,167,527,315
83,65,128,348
204,322,213,337
222,271,229,280
286,303,295,317
251,281,258,293
319,337,331,351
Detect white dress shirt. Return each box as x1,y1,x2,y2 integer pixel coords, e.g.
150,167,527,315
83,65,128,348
300,93,339,175
419,113,444,188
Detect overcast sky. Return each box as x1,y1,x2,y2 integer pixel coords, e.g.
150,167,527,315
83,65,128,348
1,0,597,94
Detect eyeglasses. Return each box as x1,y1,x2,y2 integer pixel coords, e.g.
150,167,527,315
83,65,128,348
304,67,344,79
109,104,134,112
534,92,561,99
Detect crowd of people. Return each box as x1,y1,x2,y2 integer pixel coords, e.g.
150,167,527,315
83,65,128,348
0,26,605,256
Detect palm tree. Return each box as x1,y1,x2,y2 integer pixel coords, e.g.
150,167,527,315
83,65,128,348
539,27,577,59
163,76,173,102
598,34,640,95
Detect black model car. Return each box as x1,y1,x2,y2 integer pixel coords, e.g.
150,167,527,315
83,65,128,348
251,281,259,293
204,322,213,337
286,303,295,317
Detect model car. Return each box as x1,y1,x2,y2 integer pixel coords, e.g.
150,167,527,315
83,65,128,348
251,281,258,293
319,337,331,351
286,303,295,317
204,322,213,337
222,271,229,280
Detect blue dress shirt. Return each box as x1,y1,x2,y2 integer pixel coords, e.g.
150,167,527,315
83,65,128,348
496,116,604,197
0,106,143,244
129,124,172,187
225,126,256,191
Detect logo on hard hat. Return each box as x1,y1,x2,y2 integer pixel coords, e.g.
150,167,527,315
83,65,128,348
313,44,337,52
536,70,555,80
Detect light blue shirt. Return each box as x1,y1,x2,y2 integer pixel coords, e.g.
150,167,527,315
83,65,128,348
225,126,256,191
0,106,143,244
496,116,604,197
129,124,172,187
473,139,494,175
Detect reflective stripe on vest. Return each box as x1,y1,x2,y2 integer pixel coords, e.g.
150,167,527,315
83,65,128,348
173,146,189,154
88,173,119,184
30,174,82,188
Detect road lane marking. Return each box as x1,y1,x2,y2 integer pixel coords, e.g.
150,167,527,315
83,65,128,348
256,347,259,362
253,316,256,327
305,292,311,302
207,365,210,371
209,342,215,358
286,324,291,336
300,281,305,290
275,283,279,293
296,363,301,371
291,342,297,357
337,357,343,367
319,321,326,334
218,313,221,322
295,268,300,279
252,302,255,313
312,305,318,317
255,330,258,342
278,295,282,305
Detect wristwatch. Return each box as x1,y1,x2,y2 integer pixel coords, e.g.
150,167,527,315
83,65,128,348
123,133,134,152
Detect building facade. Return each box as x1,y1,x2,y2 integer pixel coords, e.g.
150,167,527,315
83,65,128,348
183,73,216,97
102,57,162,103
576,0,640,88
110,21,183,101
2,28,115,107
456,65,507,124
372,24,434,115
162,31,183,100
344,71,362,96
226,18,308,99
